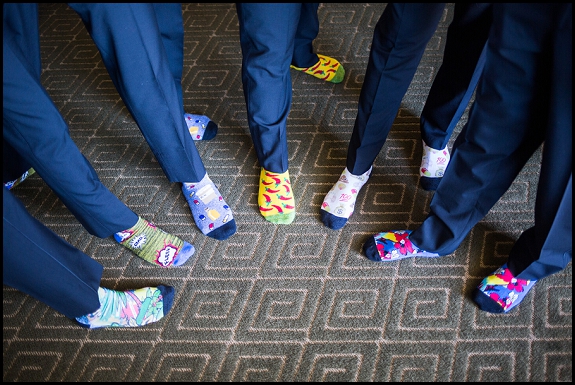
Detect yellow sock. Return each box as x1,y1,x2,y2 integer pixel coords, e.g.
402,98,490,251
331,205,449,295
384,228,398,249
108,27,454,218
290,54,345,83
258,168,295,224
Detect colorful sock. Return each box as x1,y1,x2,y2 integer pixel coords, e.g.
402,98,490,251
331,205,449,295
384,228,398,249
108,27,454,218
114,217,194,267
4,168,35,190
184,113,218,141
320,166,371,230
258,167,295,224
363,230,440,262
472,264,537,313
290,54,345,84
182,174,236,240
419,140,450,191
75,285,174,329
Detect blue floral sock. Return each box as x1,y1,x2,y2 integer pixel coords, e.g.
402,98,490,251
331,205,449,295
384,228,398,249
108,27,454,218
182,174,236,240
363,230,440,262
472,264,537,313
185,113,217,141
75,285,174,329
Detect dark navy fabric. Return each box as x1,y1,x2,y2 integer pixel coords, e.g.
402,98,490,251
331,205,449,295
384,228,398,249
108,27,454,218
410,3,572,280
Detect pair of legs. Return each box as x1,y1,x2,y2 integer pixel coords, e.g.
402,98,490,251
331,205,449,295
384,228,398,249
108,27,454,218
236,3,345,224
3,3,233,271
3,187,173,329
365,3,572,313
321,3,491,230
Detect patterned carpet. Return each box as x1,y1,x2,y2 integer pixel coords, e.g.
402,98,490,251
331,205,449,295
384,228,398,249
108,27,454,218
3,3,572,382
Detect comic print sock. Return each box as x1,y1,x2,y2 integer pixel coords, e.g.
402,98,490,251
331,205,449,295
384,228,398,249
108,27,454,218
363,230,440,262
258,167,295,224
290,54,345,84
75,285,174,329
419,140,450,191
320,166,371,230
4,168,35,190
184,113,218,141
114,217,194,267
472,264,537,313
182,173,236,240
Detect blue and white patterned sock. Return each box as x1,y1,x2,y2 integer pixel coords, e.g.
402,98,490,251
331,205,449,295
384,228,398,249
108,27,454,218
182,174,236,240
185,113,218,141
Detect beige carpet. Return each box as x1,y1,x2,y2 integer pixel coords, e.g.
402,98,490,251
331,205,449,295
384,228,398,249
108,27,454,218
3,3,572,382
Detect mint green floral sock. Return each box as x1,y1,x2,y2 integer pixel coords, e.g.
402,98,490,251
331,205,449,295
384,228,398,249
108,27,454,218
75,285,174,329
114,217,195,267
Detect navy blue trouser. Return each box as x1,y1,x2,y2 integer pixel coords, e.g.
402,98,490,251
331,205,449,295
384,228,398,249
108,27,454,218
410,3,572,281
4,3,205,237
347,3,491,174
236,3,321,173
3,3,138,236
3,187,103,319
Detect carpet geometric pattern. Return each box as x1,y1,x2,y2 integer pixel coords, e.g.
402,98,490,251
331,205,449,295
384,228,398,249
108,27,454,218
3,3,572,382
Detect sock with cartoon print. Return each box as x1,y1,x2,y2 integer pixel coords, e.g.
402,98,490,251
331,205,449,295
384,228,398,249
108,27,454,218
321,166,371,230
258,167,295,224
182,173,236,240
75,285,174,329
114,216,194,267
185,113,218,141
419,140,450,191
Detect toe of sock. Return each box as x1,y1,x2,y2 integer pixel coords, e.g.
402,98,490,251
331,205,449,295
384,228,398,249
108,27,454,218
264,212,296,225
472,288,506,313
206,219,237,240
420,176,441,191
320,210,347,230
201,121,218,141
173,242,195,266
157,285,175,315
363,236,381,262
331,65,345,83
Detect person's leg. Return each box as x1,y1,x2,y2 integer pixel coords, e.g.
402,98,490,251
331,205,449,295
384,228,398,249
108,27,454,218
3,188,175,328
236,3,298,224
3,3,195,266
152,3,217,141
419,3,491,191
473,4,572,313
68,3,235,240
3,3,137,237
363,4,557,266
289,3,345,84
3,187,102,319
321,3,445,230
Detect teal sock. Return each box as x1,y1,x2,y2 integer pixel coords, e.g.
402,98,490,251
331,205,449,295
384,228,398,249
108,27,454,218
4,168,35,190
75,285,174,329
185,113,218,141
114,217,195,267
182,174,236,240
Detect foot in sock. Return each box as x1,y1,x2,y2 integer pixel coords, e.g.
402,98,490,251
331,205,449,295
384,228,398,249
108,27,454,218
363,230,440,262
185,113,218,141
4,168,35,190
258,168,295,224
419,140,450,191
182,174,236,240
75,285,174,329
321,167,371,230
115,217,194,267
472,264,536,313
290,54,345,84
